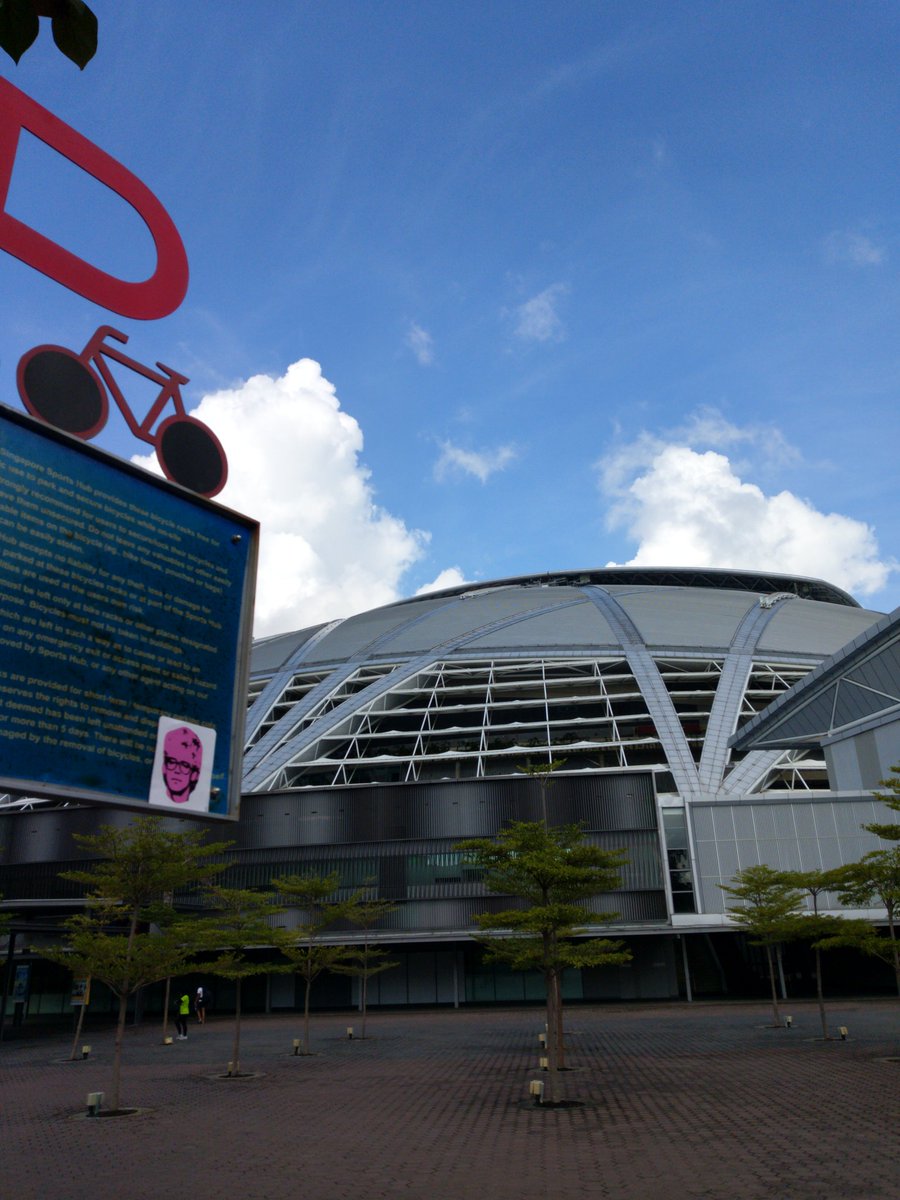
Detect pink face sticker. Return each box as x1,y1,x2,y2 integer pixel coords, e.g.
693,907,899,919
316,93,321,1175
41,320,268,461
161,726,202,803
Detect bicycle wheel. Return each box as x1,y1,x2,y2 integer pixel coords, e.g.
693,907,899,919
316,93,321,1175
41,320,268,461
17,345,107,439
155,414,228,498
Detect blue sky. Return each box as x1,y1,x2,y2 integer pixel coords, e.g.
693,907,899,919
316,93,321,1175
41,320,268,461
1,2,898,635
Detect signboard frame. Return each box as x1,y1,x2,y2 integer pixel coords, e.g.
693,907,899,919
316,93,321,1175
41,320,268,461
0,403,257,821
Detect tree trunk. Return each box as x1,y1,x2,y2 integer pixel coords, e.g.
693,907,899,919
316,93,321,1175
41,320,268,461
360,943,369,1040
814,946,829,1039
544,967,561,1103
544,926,561,1104
303,971,312,1054
887,907,900,997
69,978,89,1061
111,988,128,1110
765,943,782,1027
160,976,172,1043
555,972,566,1069
230,978,242,1076
112,913,139,1110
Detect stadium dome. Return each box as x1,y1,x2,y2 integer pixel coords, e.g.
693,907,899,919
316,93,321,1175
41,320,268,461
244,567,876,801
225,567,897,1006
4,568,894,1011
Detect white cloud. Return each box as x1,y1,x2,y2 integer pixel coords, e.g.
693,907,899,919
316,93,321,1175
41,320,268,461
405,322,434,365
823,230,886,267
513,283,568,342
133,359,429,636
675,407,801,472
599,411,799,496
415,567,468,595
600,430,894,599
433,439,518,483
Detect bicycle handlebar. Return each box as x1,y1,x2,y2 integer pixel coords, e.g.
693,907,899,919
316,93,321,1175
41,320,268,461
155,361,190,386
92,324,130,346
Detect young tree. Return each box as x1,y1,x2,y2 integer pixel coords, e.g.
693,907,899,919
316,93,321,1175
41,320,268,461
40,817,229,1111
516,758,567,825
41,915,193,1085
833,848,900,996
719,865,803,1028
825,767,900,997
143,898,213,1045
272,871,358,1055
515,759,570,1060
196,885,288,1076
331,897,399,1039
0,897,13,1037
457,821,630,1104
779,868,848,1039
865,765,900,842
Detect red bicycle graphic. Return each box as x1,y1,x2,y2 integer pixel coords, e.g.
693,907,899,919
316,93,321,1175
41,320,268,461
17,325,228,498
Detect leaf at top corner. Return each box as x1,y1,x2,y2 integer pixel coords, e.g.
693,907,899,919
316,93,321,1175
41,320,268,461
50,0,97,69
0,0,40,64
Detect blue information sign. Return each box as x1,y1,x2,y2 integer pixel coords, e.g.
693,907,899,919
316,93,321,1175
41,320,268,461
0,405,257,819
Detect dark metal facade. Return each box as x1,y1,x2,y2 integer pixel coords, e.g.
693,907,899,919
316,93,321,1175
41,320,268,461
0,772,667,928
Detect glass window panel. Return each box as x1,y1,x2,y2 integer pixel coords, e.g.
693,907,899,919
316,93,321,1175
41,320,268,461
466,973,496,1003
494,971,526,1002
559,968,584,1001
662,809,687,844
523,972,546,1001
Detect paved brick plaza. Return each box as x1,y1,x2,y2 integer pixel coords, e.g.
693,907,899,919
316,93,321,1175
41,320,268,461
3,999,898,1200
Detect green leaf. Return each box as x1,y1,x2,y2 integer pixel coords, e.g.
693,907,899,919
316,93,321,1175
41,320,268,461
38,914,195,997
719,864,804,943
0,0,39,64
50,0,97,69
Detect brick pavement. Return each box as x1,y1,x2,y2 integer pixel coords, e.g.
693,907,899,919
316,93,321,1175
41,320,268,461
2,999,898,1200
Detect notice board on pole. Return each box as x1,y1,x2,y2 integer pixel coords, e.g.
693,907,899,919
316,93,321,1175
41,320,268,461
0,404,257,821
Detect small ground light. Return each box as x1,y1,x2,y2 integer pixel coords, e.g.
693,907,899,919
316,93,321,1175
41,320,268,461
292,1038,300,1055
347,1027,354,1039
163,1036,173,1045
839,1026,848,1040
785,1016,793,1028
86,1091,103,1117
81,1045,91,1058
529,1079,544,1106
539,1056,549,1071
538,1032,547,1048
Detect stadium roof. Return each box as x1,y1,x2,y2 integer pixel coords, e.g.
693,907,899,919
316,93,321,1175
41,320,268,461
250,567,864,676
731,606,900,751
